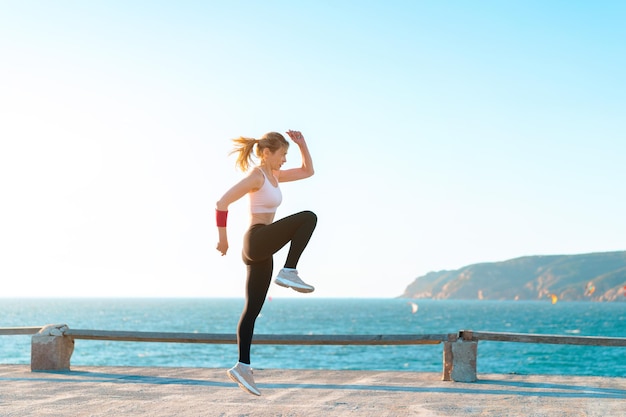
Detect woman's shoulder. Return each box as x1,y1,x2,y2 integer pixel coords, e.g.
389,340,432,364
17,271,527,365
246,167,265,190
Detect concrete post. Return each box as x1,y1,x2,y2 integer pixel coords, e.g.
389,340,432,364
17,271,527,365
450,339,477,382
31,324,74,371
442,331,478,382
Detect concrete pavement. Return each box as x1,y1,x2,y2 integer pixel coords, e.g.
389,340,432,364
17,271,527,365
1,365,624,416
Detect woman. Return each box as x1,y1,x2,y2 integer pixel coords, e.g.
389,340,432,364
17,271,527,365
216,130,317,396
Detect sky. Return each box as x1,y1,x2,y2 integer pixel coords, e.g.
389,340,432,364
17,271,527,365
1,1,625,299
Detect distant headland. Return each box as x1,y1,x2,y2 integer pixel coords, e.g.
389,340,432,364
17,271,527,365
400,251,626,302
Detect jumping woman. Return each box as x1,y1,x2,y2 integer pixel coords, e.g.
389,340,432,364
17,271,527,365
216,130,317,396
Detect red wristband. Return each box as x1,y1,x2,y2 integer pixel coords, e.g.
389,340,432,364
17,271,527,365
216,209,228,227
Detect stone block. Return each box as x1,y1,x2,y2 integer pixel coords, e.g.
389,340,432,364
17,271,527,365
450,339,477,382
31,324,74,371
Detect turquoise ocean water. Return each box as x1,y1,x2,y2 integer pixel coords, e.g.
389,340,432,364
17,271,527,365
1,298,625,376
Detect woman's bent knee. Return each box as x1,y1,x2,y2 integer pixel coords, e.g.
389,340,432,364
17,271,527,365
300,210,317,223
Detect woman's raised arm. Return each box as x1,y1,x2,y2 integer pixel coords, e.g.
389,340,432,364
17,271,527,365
278,130,314,183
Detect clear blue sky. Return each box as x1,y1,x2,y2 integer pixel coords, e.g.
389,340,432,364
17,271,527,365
1,1,624,298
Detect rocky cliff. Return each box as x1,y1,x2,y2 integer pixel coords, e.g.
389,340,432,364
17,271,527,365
400,251,626,301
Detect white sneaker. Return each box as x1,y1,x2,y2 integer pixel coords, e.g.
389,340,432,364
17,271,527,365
227,363,261,396
274,268,315,293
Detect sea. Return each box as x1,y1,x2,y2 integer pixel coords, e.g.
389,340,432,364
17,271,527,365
1,298,625,377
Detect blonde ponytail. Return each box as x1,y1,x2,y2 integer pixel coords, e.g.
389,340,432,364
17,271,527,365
229,132,289,172
230,136,257,172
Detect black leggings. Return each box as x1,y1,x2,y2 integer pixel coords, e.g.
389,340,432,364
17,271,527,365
237,210,317,364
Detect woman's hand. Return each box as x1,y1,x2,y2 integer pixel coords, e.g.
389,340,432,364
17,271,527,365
216,239,228,256
286,130,306,146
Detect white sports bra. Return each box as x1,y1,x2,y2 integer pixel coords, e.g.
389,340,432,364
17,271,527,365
249,169,282,214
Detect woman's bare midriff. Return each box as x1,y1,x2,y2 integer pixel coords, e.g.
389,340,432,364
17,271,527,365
250,212,275,226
